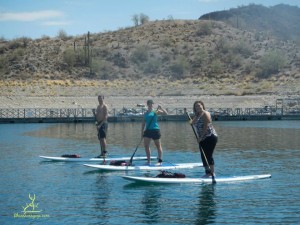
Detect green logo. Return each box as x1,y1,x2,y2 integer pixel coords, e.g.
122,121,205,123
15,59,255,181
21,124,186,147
22,194,41,214
14,194,50,219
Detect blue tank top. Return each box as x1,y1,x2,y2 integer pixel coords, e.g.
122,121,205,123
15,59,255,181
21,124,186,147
144,110,159,130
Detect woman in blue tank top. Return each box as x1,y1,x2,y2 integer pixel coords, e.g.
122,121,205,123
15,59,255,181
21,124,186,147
141,99,168,165
191,100,218,178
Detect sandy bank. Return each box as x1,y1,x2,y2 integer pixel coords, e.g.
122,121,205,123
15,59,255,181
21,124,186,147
0,95,283,110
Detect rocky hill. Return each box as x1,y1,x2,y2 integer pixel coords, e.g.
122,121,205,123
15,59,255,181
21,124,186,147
200,4,300,43
0,4,299,97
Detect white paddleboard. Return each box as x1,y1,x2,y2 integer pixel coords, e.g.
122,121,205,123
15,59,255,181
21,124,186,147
83,162,202,171
39,155,155,162
122,174,272,183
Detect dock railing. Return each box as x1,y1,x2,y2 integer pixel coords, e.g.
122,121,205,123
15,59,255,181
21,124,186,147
0,108,94,119
1,106,299,122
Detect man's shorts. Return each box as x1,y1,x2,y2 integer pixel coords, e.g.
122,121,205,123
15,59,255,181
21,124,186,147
97,122,108,139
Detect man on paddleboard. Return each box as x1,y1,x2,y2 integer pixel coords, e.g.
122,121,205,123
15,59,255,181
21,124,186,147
93,95,108,158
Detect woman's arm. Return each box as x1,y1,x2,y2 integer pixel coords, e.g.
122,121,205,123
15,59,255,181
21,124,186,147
156,105,168,115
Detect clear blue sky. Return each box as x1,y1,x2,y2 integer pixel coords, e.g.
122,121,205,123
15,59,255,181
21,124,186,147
1,0,299,40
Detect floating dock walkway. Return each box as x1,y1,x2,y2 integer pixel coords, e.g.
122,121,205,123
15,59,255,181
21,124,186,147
0,105,299,124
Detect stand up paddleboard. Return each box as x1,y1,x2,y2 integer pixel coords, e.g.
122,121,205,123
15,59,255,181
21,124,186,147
122,174,272,184
83,162,202,171
39,155,155,162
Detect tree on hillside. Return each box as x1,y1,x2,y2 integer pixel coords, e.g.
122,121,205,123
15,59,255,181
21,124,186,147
132,13,149,26
132,14,139,26
57,29,69,40
140,13,149,25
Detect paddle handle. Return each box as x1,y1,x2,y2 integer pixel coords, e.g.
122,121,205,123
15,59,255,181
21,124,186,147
187,113,199,140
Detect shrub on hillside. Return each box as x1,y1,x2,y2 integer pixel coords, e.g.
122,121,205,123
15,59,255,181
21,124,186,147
0,56,9,74
111,52,129,68
18,37,31,47
130,46,149,64
8,39,23,50
75,49,86,66
232,39,253,57
63,48,76,69
91,60,113,79
193,49,208,67
196,23,212,36
208,59,223,76
213,37,228,52
161,38,174,48
244,62,254,74
223,51,243,69
169,56,189,78
63,48,86,69
9,48,25,62
256,50,287,78
142,58,162,74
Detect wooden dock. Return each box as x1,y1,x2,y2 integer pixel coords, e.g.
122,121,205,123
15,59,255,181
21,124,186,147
0,106,299,124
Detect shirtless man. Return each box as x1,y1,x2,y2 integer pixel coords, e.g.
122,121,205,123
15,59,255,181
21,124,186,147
92,95,108,157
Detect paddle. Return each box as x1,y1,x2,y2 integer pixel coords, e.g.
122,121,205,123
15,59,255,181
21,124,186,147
128,137,144,166
128,106,159,166
186,112,216,184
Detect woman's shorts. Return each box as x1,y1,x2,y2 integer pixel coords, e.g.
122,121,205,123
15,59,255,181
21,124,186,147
143,129,161,140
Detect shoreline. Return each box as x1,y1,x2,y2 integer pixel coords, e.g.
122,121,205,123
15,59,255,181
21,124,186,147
0,95,285,110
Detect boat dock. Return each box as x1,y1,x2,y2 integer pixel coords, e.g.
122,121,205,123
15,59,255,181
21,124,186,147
0,104,299,124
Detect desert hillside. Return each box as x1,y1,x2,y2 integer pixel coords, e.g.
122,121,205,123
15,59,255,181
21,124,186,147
0,4,299,97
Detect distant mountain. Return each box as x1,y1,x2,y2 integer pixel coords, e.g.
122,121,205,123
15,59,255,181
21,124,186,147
199,4,300,43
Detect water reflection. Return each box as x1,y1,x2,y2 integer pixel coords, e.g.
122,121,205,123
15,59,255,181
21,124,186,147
25,121,300,153
24,123,97,142
195,185,216,225
217,126,300,150
141,187,161,224
93,174,111,222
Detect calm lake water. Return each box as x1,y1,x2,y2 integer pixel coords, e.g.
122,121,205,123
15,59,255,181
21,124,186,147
0,120,299,225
